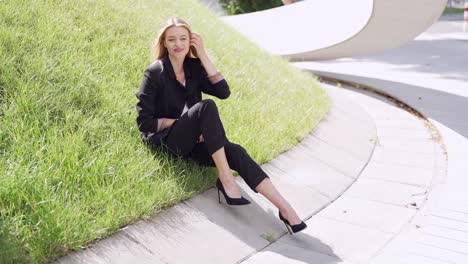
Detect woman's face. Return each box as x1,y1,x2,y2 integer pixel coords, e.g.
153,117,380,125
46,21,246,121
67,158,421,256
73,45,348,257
164,26,190,59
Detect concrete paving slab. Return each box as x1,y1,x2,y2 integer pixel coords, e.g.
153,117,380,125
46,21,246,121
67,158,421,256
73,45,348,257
278,216,393,263
366,106,419,118
240,165,331,219
371,250,456,264
242,240,347,264
122,202,258,263
434,189,468,209
266,149,354,198
376,137,434,154
426,215,468,233
298,137,367,178
269,157,354,199
322,88,376,132
370,148,435,169
344,178,428,208
318,196,416,234
374,118,430,129
369,226,468,264
421,225,468,243
374,136,436,154
324,88,375,124
310,113,375,161
417,233,468,255
403,242,468,263
429,208,468,223
376,127,432,140
435,195,468,213
360,162,434,187
374,119,430,130
58,233,160,264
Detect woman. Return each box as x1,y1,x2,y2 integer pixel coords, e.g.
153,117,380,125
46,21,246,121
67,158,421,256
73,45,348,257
135,18,306,234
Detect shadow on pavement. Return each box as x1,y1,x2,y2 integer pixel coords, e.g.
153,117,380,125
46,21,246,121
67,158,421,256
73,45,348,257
309,70,468,140
328,39,468,83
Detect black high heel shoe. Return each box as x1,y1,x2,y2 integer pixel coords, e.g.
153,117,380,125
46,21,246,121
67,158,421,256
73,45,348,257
279,211,307,234
216,179,251,206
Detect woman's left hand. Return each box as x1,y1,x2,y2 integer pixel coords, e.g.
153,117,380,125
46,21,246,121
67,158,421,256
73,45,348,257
190,32,207,57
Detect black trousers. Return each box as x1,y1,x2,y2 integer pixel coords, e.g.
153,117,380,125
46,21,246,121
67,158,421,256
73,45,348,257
152,99,269,193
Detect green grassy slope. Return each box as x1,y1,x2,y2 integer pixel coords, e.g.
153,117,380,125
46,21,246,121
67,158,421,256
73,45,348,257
0,0,329,262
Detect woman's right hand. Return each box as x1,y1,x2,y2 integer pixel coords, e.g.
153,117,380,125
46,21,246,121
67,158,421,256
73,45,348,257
162,118,178,129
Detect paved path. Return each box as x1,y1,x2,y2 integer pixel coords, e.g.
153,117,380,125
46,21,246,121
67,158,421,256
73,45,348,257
242,84,446,264
293,19,468,263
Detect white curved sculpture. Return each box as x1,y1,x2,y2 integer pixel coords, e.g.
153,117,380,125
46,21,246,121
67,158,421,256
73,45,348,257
221,0,447,61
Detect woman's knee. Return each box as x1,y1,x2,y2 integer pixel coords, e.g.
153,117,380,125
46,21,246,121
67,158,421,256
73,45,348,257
200,99,218,116
224,142,247,164
224,142,246,154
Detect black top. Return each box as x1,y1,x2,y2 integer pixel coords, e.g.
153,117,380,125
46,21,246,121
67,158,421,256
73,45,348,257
135,53,231,138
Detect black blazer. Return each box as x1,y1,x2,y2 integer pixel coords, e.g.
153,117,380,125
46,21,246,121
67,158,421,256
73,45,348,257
136,53,231,145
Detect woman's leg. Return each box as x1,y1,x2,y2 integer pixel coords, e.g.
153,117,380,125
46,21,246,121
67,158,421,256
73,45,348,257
189,141,303,225
223,142,302,225
211,147,243,198
163,99,243,198
255,178,303,225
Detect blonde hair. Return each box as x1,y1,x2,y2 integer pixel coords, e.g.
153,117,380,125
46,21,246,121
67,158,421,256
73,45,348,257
152,18,198,61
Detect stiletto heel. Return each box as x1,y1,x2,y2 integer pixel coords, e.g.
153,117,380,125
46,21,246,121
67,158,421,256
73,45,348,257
283,222,292,234
279,211,307,234
215,179,251,206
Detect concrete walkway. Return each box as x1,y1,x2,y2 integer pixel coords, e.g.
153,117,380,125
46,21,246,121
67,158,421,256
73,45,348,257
293,19,468,263
244,85,446,264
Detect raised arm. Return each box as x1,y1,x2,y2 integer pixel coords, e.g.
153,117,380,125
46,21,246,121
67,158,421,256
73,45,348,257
191,32,231,99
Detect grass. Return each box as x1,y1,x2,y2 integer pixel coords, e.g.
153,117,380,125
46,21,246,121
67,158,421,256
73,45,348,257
0,0,329,262
443,7,465,15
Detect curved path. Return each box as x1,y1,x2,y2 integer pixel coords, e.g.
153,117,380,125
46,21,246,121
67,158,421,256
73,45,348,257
292,19,468,263
221,0,447,61
242,84,446,263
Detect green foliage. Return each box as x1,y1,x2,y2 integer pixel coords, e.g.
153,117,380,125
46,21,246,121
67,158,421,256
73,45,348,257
0,218,31,264
260,232,276,242
218,0,283,15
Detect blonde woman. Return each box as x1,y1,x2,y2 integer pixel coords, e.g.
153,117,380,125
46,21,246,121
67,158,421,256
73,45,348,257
135,18,306,234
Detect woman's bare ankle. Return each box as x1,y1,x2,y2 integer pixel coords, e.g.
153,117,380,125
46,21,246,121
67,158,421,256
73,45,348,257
218,174,241,198
280,207,302,225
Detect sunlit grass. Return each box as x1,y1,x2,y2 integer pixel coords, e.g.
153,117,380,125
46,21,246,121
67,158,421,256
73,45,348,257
0,0,329,262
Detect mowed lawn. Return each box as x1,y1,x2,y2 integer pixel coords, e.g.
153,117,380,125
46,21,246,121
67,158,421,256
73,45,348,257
0,0,329,262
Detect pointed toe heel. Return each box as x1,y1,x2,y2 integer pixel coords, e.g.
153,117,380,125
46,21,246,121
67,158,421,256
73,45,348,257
216,179,251,206
279,211,307,234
